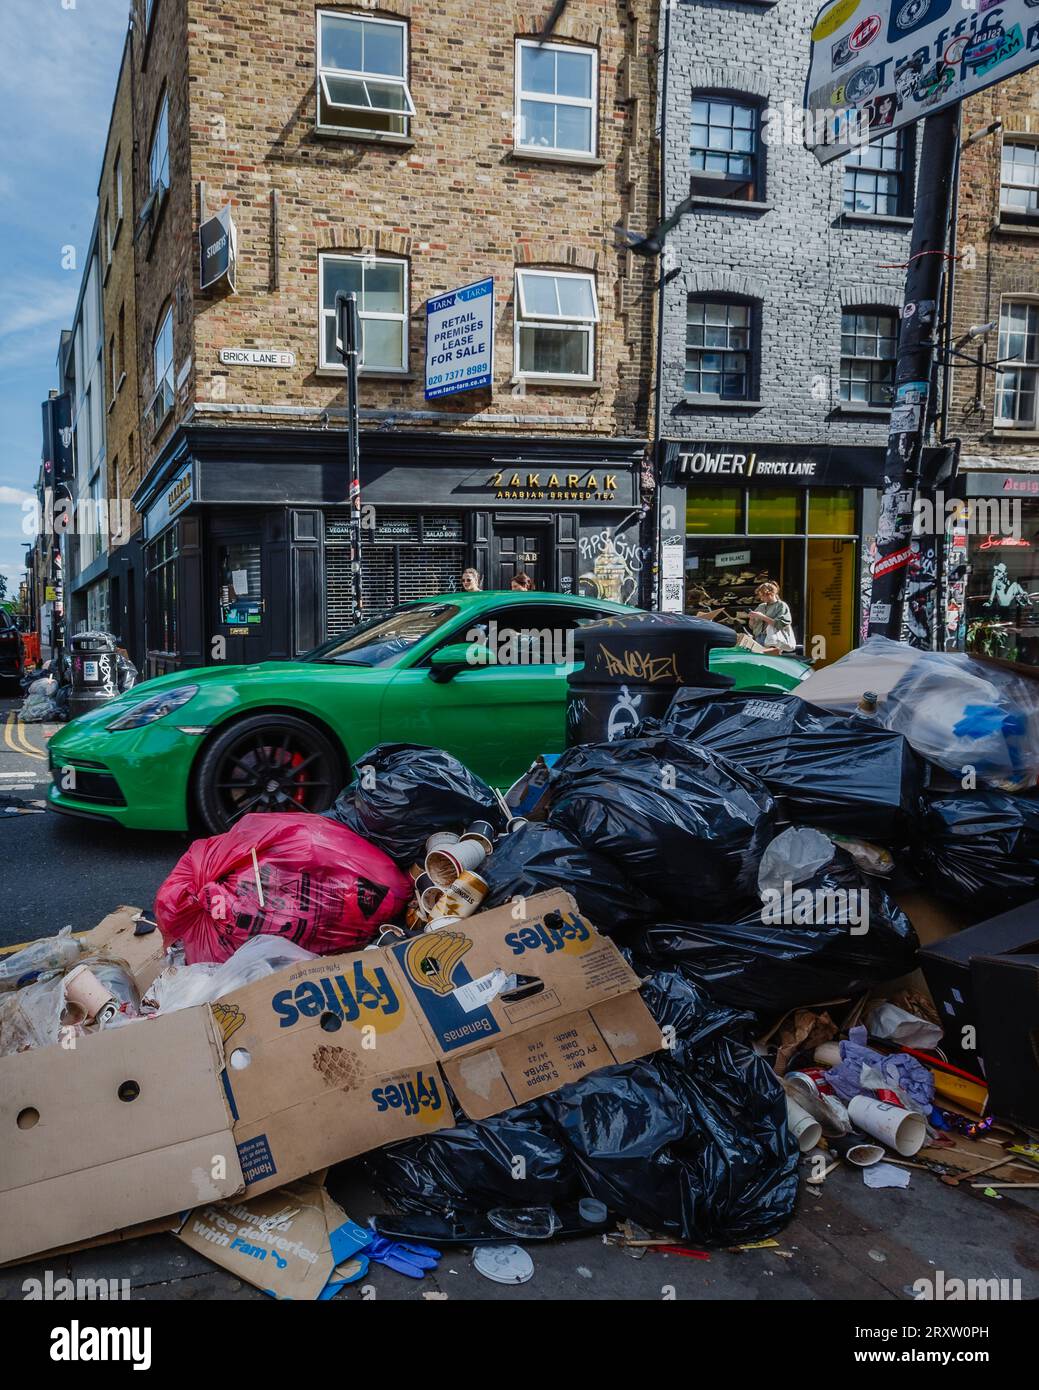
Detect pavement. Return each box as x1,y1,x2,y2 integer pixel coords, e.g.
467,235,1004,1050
1,693,1037,1304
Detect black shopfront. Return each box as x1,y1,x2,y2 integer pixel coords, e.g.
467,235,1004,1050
134,426,645,677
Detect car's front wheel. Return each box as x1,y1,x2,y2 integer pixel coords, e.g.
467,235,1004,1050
194,713,344,834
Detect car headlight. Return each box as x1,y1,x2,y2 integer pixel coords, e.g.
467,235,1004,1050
107,685,199,731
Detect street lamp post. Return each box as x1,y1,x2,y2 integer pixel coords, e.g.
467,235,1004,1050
335,291,363,626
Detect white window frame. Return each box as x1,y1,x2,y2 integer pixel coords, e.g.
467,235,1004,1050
318,252,409,374
1000,137,1039,221
149,92,170,196
514,268,599,382
514,38,598,158
994,297,1039,431
150,305,175,430
114,151,124,225
104,202,113,266
316,10,415,137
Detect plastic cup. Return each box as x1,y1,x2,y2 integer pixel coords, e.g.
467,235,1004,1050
786,1095,823,1153
63,965,117,1024
848,1095,926,1157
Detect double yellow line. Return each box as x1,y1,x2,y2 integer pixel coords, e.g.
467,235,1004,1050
3,712,47,762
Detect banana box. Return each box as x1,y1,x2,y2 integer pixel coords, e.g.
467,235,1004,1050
219,890,663,1197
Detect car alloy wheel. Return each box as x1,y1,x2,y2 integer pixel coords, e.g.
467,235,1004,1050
196,714,342,834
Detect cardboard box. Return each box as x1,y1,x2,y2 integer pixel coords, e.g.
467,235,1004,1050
221,889,663,1195
77,905,167,995
919,898,1039,1079
972,951,1039,1127
1,890,660,1263
0,1005,243,1266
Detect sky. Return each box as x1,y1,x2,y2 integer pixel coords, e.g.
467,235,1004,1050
0,0,129,604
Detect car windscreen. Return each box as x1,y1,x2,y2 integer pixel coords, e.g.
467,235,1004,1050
300,603,459,667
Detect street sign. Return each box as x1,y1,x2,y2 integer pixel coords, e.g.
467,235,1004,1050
218,348,295,368
425,277,494,400
199,203,237,292
805,0,1039,164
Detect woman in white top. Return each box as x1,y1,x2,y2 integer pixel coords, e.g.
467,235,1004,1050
737,581,797,654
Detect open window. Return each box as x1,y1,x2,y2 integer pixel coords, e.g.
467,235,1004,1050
317,10,415,137
514,269,598,381
149,304,174,432
690,96,761,201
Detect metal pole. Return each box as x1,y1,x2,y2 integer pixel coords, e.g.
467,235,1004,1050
867,102,960,647
336,292,363,625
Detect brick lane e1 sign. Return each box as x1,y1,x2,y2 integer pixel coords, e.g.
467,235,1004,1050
425,278,495,400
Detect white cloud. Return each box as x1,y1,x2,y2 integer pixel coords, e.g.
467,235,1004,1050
0,486,33,507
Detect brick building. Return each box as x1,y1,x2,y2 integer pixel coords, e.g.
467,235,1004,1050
944,67,1039,666
653,0,922,665
129,0,659,674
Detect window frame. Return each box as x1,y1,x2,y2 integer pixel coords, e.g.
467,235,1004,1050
690,93,762,202
513,268,599,382
114,150,124,227
684,296,756,401
994,297,1039,431
149,91,170,197
513,37,599,159
838,307,899,410
318,251,410,374
999,137,1039,224
150,304,175,432
315,9,414,138
842,130,909,218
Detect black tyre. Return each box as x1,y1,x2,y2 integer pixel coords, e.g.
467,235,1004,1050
194,713,344,834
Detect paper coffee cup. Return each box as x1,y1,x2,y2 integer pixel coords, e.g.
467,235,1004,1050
419,884,443,916
434,871,489,920
786,1071,820,1100
425,831,460,854
461,821,496,855
786,1095,823,1153
847,1095,926,1157
424,915,463,933
63,965,118,1024
828,1131,885,1167
813,1042,842,1067
426,840,487,886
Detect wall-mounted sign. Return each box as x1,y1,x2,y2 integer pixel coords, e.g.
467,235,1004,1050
144,463,195,541
806,0,1039,165
425,278,494,400
715,548,753,568
40,394,74,484
489,470,619,503
668,442,885,488
218,348,296,368
200,204,238,292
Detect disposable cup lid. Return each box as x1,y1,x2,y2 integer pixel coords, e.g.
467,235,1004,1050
473,1244,534,1285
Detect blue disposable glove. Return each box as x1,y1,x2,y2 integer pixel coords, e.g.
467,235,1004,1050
366,1229,443,1279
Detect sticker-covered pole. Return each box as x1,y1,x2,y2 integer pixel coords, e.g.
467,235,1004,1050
867,101,959,646
336,292,363,625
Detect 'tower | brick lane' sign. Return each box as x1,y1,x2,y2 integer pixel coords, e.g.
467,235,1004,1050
425,278,494,400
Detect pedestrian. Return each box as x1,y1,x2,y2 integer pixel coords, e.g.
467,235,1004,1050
460,567,482,593
736,581,797,654
510,572,535,592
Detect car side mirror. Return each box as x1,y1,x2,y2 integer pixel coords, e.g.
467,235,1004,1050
429,642,489,683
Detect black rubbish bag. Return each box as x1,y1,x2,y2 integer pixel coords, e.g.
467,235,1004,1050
662,689,921,841
362,1105,583,1218
324,743,505,865
911,791,1039,912
481,821,660,935
629,850,919,1014
365,968,799,1245
546,732,774,916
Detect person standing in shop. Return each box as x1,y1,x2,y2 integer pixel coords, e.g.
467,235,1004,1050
737,580,797,653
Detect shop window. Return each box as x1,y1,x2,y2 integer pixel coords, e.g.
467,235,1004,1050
514,39,597,157
150,305,174,432
843,131,908,217
685,490,742,534
515,269,598,380
807,538,856,664
1000,139,1039,224
748,488,801,534
685,299,754,399
146,528,178,656
325,511,466,631
316,11,414,137
839,309,897,408
319,253,408,372
808,488,856,535
690,97,761,200
685,538,803,649
966,519,1039,666
149,91,170,196
995,300,1039,430
218,544,264,627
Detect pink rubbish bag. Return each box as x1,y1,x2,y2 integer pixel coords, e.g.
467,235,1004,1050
155,812,412,964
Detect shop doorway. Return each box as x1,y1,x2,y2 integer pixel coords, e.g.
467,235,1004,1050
210,526,267,665
493,526,551,591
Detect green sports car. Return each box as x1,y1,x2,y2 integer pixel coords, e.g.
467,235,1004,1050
47,592,810,834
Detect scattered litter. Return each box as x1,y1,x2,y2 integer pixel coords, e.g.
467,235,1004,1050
473,1244,534,1285
863,1163,912,1190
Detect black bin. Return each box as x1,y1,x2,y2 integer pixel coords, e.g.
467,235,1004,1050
69,631,120,721
566,612,736,746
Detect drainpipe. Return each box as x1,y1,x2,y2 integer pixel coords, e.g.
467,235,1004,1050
651,0,672,611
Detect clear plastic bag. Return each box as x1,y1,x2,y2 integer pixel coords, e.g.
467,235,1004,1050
0,926,83,993
0,975,65,1055
798,637,1039,789
757,826,836,894
145,936,317,1014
